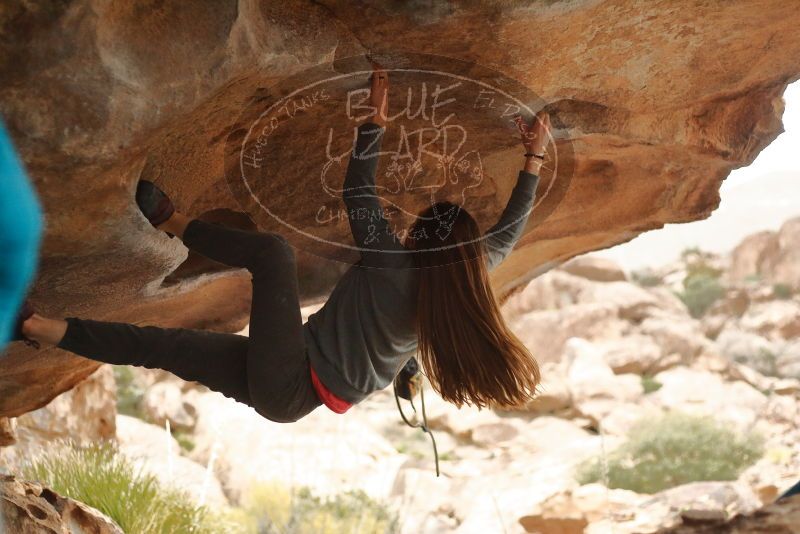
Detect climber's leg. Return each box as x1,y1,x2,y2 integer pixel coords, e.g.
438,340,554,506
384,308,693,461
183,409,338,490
180,218,288,272
180,220,321,423
244,233,321,423
157,211,192,240
56,318,254,407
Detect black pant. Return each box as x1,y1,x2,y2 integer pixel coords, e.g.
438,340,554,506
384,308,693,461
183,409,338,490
58,220,322,423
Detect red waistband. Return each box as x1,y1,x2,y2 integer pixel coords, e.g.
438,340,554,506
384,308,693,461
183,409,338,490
309,363,353,414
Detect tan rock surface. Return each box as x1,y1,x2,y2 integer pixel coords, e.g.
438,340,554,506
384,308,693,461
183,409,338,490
658,494,800,533
559,255,627,283
729,216,800,290
115,414,229,507
0,366,116,471
1,0,799,418
0,474,123,534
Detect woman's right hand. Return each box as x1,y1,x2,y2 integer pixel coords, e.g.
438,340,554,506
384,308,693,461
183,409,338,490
516,111,551,156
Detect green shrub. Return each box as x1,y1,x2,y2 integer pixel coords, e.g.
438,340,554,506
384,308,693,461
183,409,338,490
576,413,763,494
641,375,663,394
239,482,399,534
677,273,726,318
772,283,794,300
675,249,726,318
173,430,196,453
744,273,762,284
20,441,235,534
631,268,662,287
733,347,779,377
113,365,146,419
680,246,703,259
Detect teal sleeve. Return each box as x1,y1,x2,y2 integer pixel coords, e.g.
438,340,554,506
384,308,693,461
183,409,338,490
484,170,540,271
0,120,43,349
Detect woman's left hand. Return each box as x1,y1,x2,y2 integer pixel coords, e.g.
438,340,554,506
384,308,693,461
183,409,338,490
368,62,389,127
515,111,551,156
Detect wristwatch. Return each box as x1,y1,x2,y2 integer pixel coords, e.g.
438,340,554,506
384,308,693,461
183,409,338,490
524,152,545,160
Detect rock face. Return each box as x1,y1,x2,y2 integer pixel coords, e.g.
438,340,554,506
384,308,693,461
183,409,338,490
1,0,799,417
659,494,800,533
728,217,800,289
0,366,116,472
115,414,228,507
0,474,123,534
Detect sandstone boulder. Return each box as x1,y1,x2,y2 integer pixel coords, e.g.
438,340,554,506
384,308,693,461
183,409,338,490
565,338,643,406
651,367,768,431
115,414,228,507
141,381,198,431
523,362,572,415
701,313,731,340
739,300,800,340
595,334,665,375
728,230,781,284
714,326,780,375
599,403,659,437
519,484,645,534
637,316,712,365
559,255,627,283
728,217,800,290
187,390,405,503
776,339,800,378
0,366,116,471
562,338,643,425
659,494,800,533
707,288,751,318
13,365,116,445
502,271,593,317
3,0,799,416
520,480,761,533
446,417,615,534
0,474,123,534
510,304,626,363
581,282,669,322
390,468,458,534
643,287,692,318
0,418,16,447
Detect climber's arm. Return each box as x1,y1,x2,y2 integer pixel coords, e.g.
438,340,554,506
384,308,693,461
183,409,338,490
484,170,540,271
341,62,405,268
484,111,551,271
342,121,405,267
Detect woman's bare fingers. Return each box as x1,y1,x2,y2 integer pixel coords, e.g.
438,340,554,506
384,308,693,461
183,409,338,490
514,115,528,136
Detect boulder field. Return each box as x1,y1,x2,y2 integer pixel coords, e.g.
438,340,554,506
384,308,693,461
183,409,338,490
1,1,799,422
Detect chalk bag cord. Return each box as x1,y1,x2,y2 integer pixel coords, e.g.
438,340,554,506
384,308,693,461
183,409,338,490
393,372,440,477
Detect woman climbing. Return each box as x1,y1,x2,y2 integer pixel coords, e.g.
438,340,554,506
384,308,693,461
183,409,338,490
13,64,552,424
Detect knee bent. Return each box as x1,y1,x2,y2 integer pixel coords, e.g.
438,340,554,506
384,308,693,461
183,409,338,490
248,233,295,274
258,233,294,259
256,405,302,424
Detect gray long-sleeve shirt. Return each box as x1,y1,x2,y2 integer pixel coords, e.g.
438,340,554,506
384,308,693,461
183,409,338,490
303,122,540,404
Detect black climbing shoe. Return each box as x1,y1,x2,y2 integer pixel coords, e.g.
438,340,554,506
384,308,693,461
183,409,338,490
12,300,40,349
135,180,175,235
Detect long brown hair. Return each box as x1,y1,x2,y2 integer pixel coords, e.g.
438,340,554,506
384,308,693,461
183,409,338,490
405,201,540,409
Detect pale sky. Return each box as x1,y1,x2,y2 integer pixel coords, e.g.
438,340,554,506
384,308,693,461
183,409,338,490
593,81,800,271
